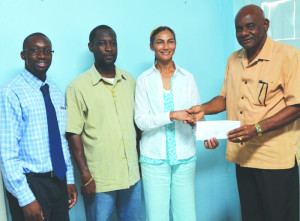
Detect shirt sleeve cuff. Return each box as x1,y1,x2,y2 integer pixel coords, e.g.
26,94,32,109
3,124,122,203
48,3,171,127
161,112,172,124
65,127,82,135
15,186,36,207
66,168,75,184
286,98,300,106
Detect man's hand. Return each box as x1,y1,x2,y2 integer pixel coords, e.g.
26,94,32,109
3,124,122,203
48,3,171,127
227,125,257,143
204,137,219,149
81,174,96,198
22,200,44,221
170,110,193,122
67,184,77,209
184,105,205,126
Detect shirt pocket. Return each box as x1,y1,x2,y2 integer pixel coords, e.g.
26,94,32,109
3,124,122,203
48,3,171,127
253,80,269,106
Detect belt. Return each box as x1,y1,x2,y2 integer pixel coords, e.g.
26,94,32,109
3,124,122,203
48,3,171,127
25,171,55,178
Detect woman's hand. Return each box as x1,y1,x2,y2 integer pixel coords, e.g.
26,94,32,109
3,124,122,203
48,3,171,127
184,105,205,126
170,110,193,122
204,137,219,149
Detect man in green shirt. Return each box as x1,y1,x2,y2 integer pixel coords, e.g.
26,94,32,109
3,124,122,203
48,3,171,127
66,25,142,221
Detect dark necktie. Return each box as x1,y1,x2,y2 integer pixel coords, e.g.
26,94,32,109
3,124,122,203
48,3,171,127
40,84,66,180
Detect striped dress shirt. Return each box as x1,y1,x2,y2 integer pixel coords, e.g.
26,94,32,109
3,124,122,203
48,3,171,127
0,69,74,207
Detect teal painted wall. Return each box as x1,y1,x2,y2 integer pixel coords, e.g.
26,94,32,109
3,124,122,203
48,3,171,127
0,0,242,220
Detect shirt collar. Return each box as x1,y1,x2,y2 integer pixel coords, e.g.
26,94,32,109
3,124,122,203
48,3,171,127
21,69,48,91
238,36,273,67
146,62,186,77
90,65,126,86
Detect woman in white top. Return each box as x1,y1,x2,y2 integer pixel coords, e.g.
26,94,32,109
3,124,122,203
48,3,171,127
134,26,218,221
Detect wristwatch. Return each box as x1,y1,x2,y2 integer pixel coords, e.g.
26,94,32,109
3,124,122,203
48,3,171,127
254,123,262,136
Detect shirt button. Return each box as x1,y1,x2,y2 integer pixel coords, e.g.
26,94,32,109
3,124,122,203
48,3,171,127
240,111,243,114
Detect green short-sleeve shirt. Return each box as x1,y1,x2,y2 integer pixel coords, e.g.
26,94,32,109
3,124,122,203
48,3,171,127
66,65,140,192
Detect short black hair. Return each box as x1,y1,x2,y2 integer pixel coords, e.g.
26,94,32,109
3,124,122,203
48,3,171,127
23,32,50,49
89,25,116,43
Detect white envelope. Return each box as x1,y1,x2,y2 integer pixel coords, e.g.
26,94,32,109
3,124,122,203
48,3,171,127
196,120,241,140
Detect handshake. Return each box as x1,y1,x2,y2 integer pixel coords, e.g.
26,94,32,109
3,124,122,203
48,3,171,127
170,105,219,149
170,105,204,126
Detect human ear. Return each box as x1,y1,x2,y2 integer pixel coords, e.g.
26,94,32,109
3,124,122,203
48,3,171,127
264,19,270,32
150,43,154,51
20,51,25,60
88,42,94,52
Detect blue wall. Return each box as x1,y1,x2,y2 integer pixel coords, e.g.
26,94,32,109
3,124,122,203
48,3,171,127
0,1,240,220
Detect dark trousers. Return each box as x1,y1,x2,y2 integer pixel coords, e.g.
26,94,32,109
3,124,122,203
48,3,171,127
236,162,299,221
6,174,69,221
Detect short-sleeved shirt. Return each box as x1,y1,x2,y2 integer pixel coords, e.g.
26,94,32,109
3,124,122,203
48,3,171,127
220,36,300,169
66,65,140,192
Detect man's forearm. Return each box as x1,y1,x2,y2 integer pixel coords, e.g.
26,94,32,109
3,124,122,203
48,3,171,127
66,133,91,181
202,96,226,115
259,104,300,134
227,104,300,143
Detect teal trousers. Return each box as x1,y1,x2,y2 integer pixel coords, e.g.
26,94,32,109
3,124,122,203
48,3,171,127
141,161,196,221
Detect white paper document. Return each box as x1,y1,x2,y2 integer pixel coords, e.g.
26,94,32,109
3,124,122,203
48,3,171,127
196,120,241,140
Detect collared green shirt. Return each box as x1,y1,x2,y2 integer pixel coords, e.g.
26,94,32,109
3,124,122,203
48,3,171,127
66,65,140,192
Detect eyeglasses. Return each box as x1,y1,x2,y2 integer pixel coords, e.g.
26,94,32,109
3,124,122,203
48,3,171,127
23,49,54,55
258,80,268,106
